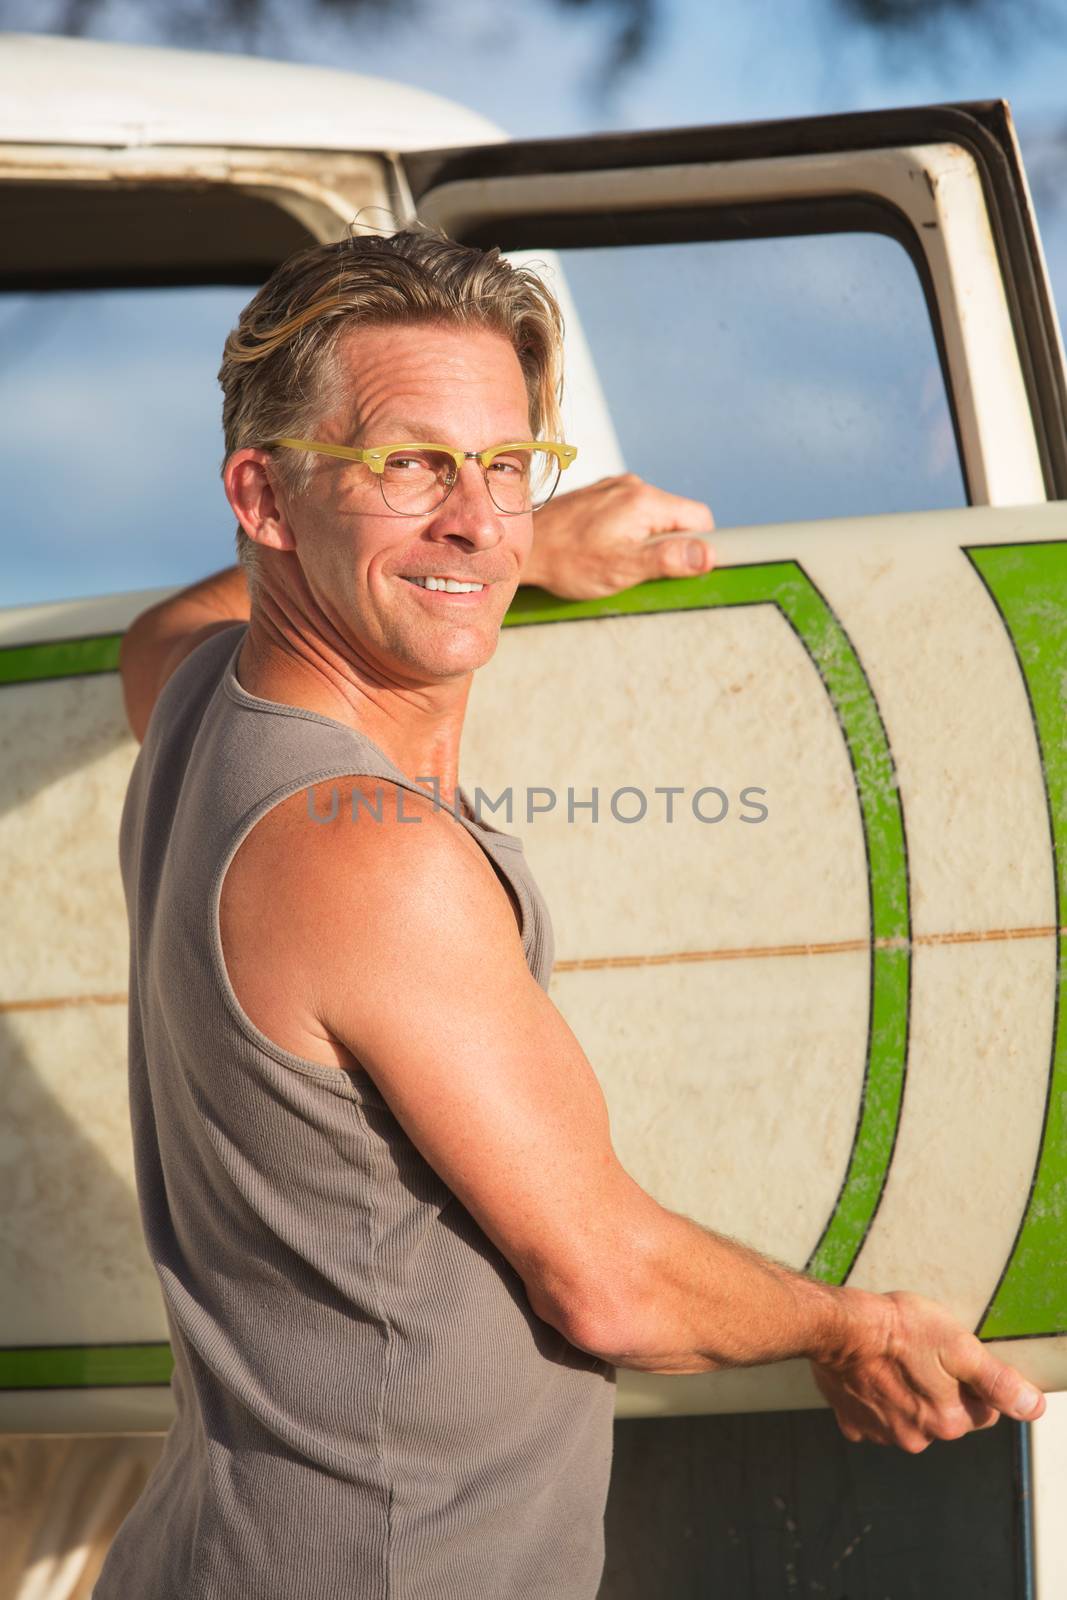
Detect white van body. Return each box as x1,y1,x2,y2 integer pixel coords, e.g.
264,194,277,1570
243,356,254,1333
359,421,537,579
1,30,1065,1597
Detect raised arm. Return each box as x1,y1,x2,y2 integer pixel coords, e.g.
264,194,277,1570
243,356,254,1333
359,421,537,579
271,778,1045,1454
118,471,714,742
119,565,250,743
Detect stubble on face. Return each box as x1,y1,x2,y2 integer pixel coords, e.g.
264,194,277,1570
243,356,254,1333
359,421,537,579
293,320,537,689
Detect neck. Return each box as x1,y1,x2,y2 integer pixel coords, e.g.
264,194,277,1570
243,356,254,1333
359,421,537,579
236,612,472,809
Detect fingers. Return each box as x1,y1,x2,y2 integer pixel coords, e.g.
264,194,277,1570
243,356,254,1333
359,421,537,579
616,475,714,535
834,1401,983,1452
528,474,715,599
642,530,717,579
831,1405,917,1451
947,1341,1045,1422
958,1389,1002,1431
813,1302,1040,1457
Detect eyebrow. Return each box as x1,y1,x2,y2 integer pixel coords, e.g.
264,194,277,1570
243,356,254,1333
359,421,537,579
353,421,534,446
366,420,439,440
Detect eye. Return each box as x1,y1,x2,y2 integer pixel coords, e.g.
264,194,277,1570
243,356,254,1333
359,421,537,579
487,454,527,476
383,449,456,479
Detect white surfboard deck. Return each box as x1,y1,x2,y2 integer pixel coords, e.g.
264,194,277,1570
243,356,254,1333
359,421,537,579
2,501,1065,1431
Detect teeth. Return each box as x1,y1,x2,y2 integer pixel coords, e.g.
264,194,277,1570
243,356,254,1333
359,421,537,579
408,576,485,593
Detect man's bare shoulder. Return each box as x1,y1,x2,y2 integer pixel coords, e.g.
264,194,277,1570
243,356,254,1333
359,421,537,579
219,773,525,1069
227,773,518,954
278,774,488,875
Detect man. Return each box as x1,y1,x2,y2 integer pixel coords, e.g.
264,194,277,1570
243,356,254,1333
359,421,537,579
98,230,1044,1600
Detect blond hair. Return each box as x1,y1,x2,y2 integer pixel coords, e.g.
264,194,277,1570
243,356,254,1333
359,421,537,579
218,226,566,585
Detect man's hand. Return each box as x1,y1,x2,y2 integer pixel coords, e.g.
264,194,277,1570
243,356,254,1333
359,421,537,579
812,1288,1046,1452
523,473,715,600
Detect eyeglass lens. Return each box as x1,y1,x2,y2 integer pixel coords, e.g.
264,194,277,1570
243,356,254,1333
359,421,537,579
378,448,561,515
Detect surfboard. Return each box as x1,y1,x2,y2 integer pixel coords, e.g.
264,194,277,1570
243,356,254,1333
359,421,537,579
1,501,1065,1431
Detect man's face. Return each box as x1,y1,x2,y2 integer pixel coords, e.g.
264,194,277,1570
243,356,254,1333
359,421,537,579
276,320,537,686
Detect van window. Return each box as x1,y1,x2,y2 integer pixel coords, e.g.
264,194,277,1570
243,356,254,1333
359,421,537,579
551,231,966,524
1,285,255,608
2,229,968,612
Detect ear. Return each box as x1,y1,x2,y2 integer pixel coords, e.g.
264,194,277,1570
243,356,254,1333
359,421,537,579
223,448,297,555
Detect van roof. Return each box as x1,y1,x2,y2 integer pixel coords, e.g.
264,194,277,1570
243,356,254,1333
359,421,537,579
0,32,505,152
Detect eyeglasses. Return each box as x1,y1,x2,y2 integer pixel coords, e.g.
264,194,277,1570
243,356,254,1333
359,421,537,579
264,437,578,516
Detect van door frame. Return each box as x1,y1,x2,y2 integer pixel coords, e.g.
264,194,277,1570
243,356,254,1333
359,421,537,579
403,100,1067,508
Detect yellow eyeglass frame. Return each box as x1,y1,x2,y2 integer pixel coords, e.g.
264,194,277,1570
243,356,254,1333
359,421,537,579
263,436,578,514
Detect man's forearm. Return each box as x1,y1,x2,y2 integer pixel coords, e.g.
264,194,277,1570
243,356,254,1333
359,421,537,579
119,565,252,743
581,1201,878,1375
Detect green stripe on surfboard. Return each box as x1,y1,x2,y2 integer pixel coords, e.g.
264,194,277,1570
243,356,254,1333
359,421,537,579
0,633,122,684
968,542,1067,1339
508,564,911,1287
0,1343,173,1389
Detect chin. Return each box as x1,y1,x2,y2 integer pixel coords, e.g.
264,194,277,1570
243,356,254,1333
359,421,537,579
410,634,499,680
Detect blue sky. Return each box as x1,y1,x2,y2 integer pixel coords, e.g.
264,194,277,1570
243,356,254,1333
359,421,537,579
332,0,1067,143
17,0,1067,142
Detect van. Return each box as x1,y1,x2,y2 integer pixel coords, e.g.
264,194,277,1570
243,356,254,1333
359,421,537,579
2,29,1064,1596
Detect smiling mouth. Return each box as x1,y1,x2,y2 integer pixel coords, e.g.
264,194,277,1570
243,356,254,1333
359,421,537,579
401,575,488,593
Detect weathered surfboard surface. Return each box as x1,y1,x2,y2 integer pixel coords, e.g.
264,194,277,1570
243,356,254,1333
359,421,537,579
1,502,1064,1432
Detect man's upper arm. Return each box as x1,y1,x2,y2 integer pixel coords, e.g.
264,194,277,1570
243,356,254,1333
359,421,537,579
286,779,649,1352
119,610,239,743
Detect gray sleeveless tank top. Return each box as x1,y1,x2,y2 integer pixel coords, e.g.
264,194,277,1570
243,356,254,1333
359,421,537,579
95,622,616,1600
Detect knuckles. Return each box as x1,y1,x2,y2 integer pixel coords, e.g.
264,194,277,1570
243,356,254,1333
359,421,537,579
932,1413,972,1443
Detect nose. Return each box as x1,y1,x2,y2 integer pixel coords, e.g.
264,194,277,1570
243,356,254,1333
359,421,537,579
425,457,506,551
